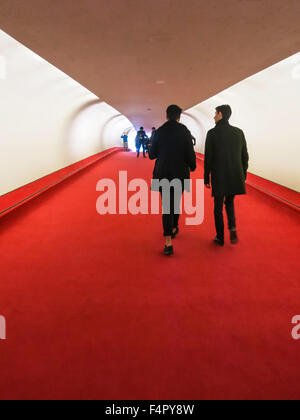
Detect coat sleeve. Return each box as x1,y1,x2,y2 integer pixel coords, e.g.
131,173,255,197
148,131,159,160
241,131,249,180
186,131,197,172
204,130,213,185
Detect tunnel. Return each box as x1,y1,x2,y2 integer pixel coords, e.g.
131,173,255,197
0,0,300,402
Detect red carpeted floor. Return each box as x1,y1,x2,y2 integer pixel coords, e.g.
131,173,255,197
0,151,300,400
0,148,120,216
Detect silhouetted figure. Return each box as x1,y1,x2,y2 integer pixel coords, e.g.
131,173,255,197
149,127,156,146
121,133,129,151
136,127,148,158
149,105,196,256
145,127,156,153
204,105,249,246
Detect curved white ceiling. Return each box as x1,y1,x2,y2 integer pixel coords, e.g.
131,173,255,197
1,0,300,129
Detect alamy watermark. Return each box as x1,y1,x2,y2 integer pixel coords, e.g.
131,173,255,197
0,315,6,340
292,316,300,340
96,171,204,226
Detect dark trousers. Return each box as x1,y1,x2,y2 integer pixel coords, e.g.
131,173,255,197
160,186,183,237
136,143,146,158
214,195,236,240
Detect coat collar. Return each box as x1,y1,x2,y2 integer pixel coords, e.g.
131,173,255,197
216,119,230,126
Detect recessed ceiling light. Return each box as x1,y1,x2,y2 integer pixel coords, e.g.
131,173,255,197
149,34,173,42
156,80,166,85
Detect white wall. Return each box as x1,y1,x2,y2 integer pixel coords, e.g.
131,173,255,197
0,30,134,196
181,53,300,192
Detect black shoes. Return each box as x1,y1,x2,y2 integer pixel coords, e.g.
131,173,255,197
163,245,174,256
230,230,239,244
214,231,238,246
214,237,224,247
171,227,179,239
162,228,177,255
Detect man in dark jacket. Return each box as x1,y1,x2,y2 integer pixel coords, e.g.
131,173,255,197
135,127,148,158
204,105,249,246
149,105,197,256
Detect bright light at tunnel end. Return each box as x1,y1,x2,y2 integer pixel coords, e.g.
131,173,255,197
125,129,151,151
127,129,138,151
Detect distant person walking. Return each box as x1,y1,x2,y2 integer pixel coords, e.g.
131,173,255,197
149,127,156,148
204,105,249,246
136,127,148,158
145,127,156,153
121,133,129,151
149,105,196,256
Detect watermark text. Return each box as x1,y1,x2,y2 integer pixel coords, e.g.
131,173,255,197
0,315,6,340
292,316,300,340
96,171,204,226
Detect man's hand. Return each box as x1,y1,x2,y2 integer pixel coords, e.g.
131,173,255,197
205,184,211,189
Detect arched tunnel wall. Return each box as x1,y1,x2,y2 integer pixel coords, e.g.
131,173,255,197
181,53,300,193
0,30,133,196
1,28,299,195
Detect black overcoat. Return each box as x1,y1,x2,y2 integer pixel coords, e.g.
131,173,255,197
149,121,196,190
204,120,249,197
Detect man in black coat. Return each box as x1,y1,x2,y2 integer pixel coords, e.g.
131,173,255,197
204,105,249,246
149,105,197,256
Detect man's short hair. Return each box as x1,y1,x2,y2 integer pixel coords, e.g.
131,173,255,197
167,105,182,121
216,105,232,121
140,127,144,130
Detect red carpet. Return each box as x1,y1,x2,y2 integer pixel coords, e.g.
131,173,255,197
0,148,121,217
0,151,300,400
